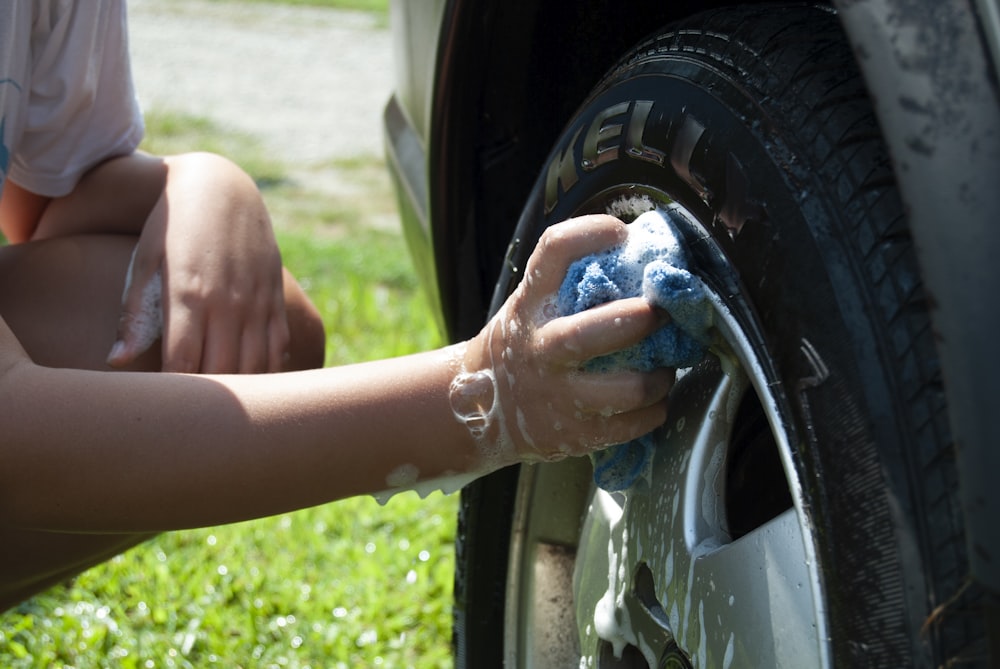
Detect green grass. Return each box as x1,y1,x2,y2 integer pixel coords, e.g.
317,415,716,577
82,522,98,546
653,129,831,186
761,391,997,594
0,112,456,668
2,497,456,668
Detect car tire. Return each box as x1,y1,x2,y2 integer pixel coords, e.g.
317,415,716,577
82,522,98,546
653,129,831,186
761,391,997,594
454,4,985,668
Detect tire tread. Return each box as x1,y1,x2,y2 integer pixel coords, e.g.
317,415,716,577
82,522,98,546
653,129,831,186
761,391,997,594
638,4,976,665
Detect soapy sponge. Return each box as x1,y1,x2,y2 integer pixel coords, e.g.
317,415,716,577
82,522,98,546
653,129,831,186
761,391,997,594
556,209,711,492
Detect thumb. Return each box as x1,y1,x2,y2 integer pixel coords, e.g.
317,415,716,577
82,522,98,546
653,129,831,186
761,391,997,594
107,249,164,368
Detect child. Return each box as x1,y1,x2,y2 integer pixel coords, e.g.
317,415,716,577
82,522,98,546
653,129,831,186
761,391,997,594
0,1,671,609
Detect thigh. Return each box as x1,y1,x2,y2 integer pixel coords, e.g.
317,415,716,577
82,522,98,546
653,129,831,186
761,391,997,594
0,528,154,612
0,235,160,610
0,233,162,371
0,234,325,372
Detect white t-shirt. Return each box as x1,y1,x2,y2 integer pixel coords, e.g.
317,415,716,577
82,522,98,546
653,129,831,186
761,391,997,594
0,0,144,199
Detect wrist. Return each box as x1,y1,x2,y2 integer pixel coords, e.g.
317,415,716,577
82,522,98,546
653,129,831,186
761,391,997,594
447,328,521,472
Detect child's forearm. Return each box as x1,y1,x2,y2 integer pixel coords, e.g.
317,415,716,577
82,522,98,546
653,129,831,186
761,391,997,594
0,344,480,533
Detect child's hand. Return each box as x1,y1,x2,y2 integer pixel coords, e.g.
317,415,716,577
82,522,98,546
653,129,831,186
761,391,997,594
456,215,674,469
107,153,289,374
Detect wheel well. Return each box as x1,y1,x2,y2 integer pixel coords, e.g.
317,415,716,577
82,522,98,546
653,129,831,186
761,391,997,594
430,0,834,340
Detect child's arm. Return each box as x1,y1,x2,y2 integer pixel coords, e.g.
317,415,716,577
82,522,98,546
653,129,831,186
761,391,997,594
0,216,671,534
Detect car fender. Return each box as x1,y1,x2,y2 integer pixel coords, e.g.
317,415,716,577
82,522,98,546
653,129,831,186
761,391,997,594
834,0,1000,600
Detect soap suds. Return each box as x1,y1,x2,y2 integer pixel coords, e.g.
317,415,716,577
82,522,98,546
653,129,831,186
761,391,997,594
605,194,656,221
385,463,419,488
119,248,164,356
449,369,498,439
372,470,480,506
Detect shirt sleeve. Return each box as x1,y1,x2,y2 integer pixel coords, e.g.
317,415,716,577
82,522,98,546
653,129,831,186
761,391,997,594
8,0,144,198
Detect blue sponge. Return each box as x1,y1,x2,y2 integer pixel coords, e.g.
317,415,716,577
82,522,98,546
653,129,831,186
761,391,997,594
556,209,711,492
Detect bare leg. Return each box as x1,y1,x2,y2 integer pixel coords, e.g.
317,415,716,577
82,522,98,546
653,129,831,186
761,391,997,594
0,234,325,371
0,233,326,610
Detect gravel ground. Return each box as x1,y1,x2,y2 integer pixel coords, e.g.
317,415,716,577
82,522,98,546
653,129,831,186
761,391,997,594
127,0,393,165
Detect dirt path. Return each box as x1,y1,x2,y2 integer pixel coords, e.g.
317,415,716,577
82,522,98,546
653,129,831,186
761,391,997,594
127,0,393,165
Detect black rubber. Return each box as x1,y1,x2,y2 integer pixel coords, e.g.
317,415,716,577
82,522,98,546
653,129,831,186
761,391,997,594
454,4,984,667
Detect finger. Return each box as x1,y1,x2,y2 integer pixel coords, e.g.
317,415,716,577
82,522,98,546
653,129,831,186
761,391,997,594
523,215,628,296
536,297,666,363
221,287,272,374
568,367,675,417
199,314,242,374
232,284,289,373
236,325,268,374
107,282,164,367
596,400,670,449
108,257,164,368
568,400,670,456
267,312,291,373
161,301,204,373
264,280,290,372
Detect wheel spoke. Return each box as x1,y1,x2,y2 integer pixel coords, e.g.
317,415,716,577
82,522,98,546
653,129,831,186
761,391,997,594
684,509,822,667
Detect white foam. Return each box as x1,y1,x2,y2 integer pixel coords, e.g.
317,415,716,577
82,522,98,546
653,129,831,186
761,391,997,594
120,247,164,355
515,407,536,450
385,463,419,488
605,194,655,221
449,369,498,439
372,470,480,506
